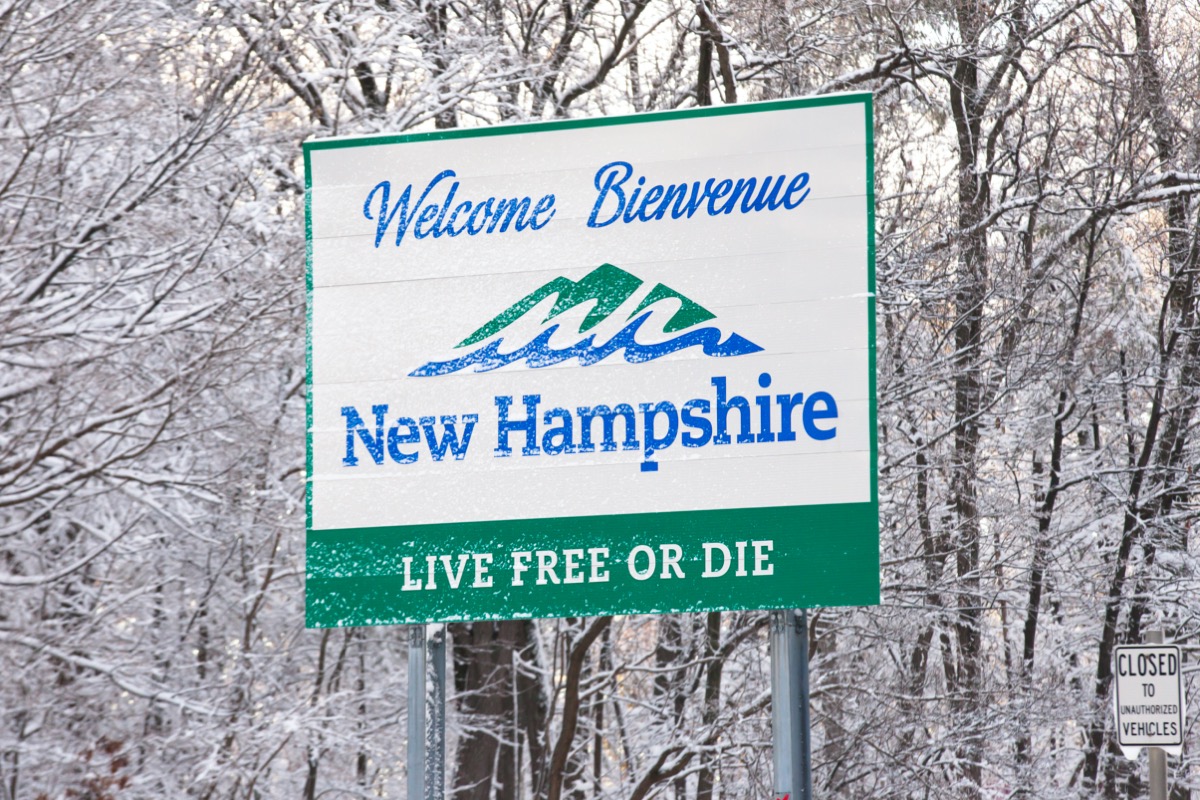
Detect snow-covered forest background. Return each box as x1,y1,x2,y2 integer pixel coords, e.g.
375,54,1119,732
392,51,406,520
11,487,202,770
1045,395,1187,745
2,0,1199,797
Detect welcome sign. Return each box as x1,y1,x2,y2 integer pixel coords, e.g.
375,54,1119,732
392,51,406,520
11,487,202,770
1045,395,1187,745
305,94,878,626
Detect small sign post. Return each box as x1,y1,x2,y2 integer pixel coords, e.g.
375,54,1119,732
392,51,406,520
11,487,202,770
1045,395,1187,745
1114,632,1185,800
770,609,812,800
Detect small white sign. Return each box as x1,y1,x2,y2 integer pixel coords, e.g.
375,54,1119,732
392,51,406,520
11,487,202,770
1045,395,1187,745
1113,644,1185,757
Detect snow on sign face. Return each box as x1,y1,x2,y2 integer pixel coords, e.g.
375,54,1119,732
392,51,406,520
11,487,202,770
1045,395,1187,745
303,94,879,627
1113,644,1186,757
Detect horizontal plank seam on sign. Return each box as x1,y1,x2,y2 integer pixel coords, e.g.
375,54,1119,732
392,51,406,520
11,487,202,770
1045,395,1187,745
310,290,873,310
308,171,867,195
310,445,872,473
308,264,870,290
308,365,875,390
308,141,868,184
307,507,879,533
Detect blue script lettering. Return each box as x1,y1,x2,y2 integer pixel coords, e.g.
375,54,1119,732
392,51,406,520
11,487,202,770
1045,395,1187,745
363,171,556,247
587,160,811,229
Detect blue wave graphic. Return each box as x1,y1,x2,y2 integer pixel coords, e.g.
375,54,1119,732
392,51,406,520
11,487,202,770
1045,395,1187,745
410,311,762,376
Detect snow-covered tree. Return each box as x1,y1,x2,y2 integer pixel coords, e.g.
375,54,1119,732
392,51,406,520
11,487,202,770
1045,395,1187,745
2,0,1198,798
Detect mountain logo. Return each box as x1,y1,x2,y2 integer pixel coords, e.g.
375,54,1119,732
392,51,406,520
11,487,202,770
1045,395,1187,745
410,263,762,377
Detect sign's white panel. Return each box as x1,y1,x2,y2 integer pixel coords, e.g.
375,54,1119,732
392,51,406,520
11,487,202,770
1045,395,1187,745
308,101,871,531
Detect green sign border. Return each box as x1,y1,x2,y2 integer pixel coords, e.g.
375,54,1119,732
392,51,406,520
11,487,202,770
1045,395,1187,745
304,93,877,627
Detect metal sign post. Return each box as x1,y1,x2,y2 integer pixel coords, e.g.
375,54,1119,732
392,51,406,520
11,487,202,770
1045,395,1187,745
1149,746,1166,800
407,625,426,800
427,625,446,800
1146,630,1166,800
771,609,813,800
408,624,447,800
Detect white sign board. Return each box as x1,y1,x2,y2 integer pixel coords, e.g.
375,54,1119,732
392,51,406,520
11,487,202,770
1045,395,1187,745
1114,644,1185,757
304,94,878,626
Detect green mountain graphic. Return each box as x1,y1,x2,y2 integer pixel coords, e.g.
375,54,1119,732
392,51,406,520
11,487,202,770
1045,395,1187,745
456,263,716,348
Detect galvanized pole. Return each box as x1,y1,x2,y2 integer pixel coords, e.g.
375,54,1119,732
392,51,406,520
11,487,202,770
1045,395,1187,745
1149,748,1167,800
408,625,426,800
427,625,446,800
1147,630,1167,800
797,609,813,800
771,609,813,800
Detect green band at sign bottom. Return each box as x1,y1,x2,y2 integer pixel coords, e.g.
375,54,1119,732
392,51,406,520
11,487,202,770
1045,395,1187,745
306,502,879,626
